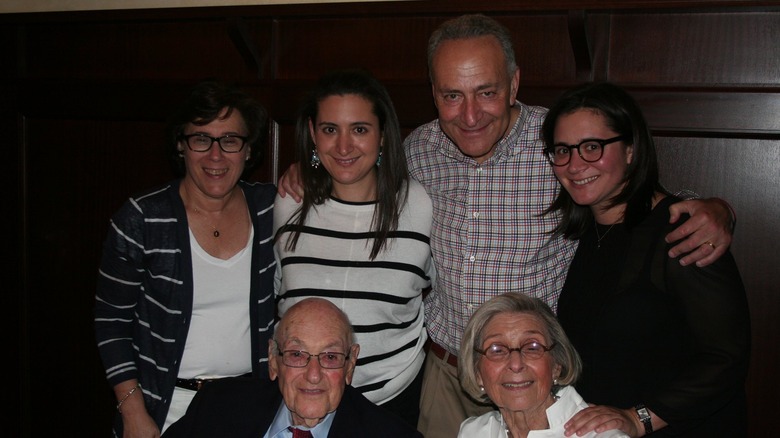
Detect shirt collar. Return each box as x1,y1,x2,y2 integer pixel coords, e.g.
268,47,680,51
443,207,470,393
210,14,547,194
265,402,336,438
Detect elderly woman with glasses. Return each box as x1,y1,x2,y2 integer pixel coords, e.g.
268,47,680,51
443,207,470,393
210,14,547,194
95,80,277,437
458,292,628,438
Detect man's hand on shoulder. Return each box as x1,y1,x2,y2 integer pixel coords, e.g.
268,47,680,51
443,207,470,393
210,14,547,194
277,162,304,203
666,197,734,267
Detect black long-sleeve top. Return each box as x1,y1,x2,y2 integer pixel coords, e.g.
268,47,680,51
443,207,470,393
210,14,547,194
557,196,751,436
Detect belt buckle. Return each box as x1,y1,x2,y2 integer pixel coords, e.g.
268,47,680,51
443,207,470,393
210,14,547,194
194,378,213,391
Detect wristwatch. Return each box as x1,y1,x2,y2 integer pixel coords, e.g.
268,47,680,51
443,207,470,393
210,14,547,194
634,404,653,434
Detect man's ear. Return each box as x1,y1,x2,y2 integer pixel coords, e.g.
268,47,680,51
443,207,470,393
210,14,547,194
509,67,520,106
268,339,279,381
344,344,360,385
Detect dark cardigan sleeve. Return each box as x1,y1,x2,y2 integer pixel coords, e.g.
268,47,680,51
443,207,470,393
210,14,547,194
645,227,751,428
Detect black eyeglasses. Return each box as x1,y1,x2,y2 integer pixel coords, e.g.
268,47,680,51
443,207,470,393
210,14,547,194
274,341,350,369
179,133,248,153
545,135,628,166
475,341,556,362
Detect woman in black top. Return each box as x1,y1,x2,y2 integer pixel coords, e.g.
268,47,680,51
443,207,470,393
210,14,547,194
543,82,750,437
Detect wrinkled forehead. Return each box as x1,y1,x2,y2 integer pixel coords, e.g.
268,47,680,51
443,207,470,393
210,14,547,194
480,311,549,342
277,308,351,350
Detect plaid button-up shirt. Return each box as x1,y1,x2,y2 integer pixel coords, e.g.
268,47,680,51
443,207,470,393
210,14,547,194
404,102,578,355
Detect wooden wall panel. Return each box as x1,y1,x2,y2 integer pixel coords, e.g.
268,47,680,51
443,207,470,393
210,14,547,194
608,11,780,85
20,19,274,81
655,136,780,434
5,2,779,436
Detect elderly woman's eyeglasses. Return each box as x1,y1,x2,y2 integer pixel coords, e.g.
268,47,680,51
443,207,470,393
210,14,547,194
545,135,628,166
275,343,350,369
475,341,556,362
179,133,248,153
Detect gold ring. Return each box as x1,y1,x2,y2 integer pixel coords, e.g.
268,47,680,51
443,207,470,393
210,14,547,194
702,241,715,250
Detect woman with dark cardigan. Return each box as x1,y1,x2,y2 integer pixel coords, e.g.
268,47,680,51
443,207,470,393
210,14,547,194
543,82,751,437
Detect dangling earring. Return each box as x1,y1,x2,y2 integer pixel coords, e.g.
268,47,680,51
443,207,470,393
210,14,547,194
310,149,321,169
479,386,485,392
376,150,382,167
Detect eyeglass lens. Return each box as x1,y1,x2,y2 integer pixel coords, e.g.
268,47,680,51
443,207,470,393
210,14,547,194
480,341,553,361
184,134,245,153
281,350,347,369
546,135,626,166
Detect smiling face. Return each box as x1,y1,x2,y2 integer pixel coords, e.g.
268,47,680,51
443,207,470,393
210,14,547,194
268,299,359,428
552,109,634,224
309,94,381,202
476,312,561,423
178,107,249,201
431,36,520,164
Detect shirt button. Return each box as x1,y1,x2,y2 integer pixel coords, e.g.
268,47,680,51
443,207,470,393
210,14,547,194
469,255,476,262
472,211,480,219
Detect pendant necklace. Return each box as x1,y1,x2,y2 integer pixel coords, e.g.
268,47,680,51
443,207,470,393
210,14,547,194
192,206,220,238
595,220,616,249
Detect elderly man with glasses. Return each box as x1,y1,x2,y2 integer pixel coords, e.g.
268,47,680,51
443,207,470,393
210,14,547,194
163,298,422,438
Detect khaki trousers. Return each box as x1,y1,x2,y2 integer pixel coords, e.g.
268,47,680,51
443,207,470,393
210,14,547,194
417,350,494,438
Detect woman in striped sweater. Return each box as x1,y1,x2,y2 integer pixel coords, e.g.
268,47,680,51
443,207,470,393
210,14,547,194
273,69,434,428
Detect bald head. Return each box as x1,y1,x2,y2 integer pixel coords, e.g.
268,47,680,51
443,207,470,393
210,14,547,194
268,298,360,428
276,298,355,345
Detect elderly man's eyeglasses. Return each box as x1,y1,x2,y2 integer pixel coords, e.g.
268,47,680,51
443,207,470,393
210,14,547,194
179,133,248,153
275,344,350,369
545,135,628,166
475,341,556,362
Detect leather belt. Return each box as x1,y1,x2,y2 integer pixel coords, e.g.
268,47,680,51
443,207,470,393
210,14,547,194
175,372,252,391
424,338,458,368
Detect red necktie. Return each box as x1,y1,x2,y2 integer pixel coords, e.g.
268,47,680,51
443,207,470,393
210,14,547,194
289,427,313,438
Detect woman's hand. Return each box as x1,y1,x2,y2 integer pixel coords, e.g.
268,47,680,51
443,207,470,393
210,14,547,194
563,405,642,437
666,197,734,267
277,162,304,202
122,411,160,438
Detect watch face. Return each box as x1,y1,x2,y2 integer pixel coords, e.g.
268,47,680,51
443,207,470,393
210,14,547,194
635,405,653,433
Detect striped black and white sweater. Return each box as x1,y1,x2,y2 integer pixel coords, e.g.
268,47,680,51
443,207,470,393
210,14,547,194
273,179,434,405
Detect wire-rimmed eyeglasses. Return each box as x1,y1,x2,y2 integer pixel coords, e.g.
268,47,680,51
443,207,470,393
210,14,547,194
179,133,248,153
274,341,350,369
545,135,628,166
475,340,556,362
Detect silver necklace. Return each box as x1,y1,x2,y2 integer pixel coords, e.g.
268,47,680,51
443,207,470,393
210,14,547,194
595,221,616,249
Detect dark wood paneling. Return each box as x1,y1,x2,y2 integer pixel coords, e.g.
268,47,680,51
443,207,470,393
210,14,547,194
19,19,274,81
609,11,780,85
6,1,779,436
655,136,780,435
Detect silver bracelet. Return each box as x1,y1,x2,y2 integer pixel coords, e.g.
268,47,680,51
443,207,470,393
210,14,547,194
116,383,142,413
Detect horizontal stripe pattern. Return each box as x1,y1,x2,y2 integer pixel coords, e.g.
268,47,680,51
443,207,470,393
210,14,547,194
273,180,434,404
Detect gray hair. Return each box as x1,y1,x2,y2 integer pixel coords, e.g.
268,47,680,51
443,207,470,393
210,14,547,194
427,14,518,82
458,292,582,403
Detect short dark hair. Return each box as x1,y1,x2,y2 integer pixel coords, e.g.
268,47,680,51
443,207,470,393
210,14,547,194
165,80,269,177
542,82,665,238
